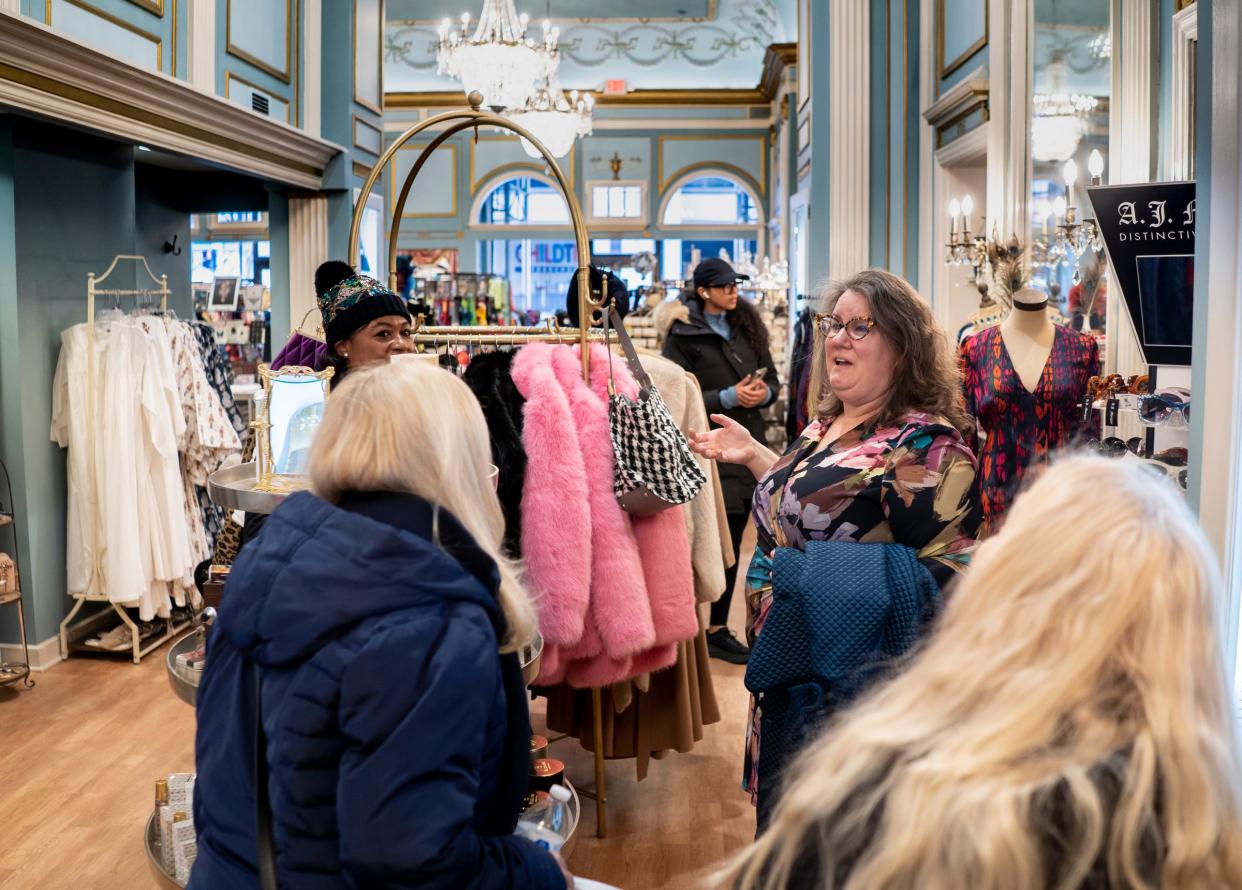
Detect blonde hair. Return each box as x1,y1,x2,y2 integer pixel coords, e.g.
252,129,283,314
810,269,971,436
722,454,1242,890
308,359,537,653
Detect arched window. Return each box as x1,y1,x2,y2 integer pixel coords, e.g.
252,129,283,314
475,175,570,226
661,174,760,226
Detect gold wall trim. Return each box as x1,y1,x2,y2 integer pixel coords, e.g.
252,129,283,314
124,0,163,14
353,0,384,115
224,70,291,123
394,1,718,25
387,42,796,111
0,60,320,176
657,133,767,195
936,0,988,81
171,0,176,74
48,0,164,70
391,142,458,218
226,0,292,84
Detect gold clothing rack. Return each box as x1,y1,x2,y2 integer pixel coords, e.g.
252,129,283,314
347,93,613,837
60,254,186,665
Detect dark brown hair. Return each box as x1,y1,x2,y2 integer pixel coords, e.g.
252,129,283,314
811,268,971,436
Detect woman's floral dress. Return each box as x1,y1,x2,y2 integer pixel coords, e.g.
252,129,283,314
742,411,980,801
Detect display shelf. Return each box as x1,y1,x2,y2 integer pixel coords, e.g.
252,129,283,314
522,633,543,687
206,462,293,515
145,812,184,890
166,632,203,707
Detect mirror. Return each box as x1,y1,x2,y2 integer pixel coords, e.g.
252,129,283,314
1029,0,1111,336
255,364,334,491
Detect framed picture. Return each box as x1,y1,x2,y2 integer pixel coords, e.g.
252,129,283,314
242,284,267,311
354,188,385,279
191,282,212,310
210,277,240,311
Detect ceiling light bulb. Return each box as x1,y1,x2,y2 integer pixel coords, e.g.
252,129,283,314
1038,199,1052,219
961,194,974,219
948,197,961,219
1088,149,1105,178
1063,158,1078,186
1053,196,1068,218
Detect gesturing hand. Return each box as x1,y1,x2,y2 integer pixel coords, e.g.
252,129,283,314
687,413,758,465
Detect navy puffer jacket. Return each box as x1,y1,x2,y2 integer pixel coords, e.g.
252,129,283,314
188,490,565,890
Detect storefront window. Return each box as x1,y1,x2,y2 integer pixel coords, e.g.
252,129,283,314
662,175,758,226
478,176,570,225
482,239,578,317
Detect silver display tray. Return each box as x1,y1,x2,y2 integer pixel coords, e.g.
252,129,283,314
142,779,577,885
145,812,184,890
166,631,203,707
206,462,297,515
521,633,543,687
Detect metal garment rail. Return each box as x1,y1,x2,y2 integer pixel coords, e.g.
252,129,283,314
347,91,613,837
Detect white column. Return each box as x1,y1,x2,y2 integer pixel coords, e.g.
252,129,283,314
827,0,869,280
0,1,21,15
303,0,321,137
985,0,1029,240
188,0,216,93
288,194,330,338
1169,4,1199,181
1198,0,1242,675
1106,0,1157,377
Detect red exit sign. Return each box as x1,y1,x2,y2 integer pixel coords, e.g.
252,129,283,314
604,79,628,95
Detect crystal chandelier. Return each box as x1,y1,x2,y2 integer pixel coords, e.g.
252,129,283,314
437,1,558,111
505,75,593,159
1031,54,1099,163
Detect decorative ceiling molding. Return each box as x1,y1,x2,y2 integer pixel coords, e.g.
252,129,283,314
390,0,719,25
386,40,796,110
0,11,340,189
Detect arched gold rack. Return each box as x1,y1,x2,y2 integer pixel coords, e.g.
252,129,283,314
346,93,611,836
347,91,604,381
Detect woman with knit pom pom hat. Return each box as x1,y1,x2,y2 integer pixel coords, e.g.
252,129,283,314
313,261,415,383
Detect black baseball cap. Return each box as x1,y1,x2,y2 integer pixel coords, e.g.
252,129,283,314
693,257,749,289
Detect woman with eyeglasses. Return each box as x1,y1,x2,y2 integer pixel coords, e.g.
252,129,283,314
687,268,981,830
661,257,780,665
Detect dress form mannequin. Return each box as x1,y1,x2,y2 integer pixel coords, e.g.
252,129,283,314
960,285,1100,534
1000,287,1056,392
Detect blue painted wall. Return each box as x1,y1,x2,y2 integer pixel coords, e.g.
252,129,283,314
217,0,298,125
36,0,183,79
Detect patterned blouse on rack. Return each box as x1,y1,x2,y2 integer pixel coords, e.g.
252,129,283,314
959,324,1099,536
741,411,981,799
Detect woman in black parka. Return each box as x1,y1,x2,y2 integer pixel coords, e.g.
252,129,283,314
661,257,778,664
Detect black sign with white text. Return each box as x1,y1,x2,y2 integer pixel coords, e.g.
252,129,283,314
1086,181,1195,366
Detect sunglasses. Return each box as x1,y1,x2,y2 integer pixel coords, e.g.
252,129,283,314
1098,436,1146,458
1137,460,1189,491
815,313,877,341
1137,388,1191,427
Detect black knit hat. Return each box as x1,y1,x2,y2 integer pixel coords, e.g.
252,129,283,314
317,273,411,349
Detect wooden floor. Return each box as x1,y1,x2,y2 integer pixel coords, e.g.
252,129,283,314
0,547,756,890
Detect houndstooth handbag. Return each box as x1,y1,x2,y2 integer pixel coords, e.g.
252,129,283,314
605,308,707,516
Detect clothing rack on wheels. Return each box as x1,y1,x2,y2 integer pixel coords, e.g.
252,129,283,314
58,255,192,664
348,92,614,837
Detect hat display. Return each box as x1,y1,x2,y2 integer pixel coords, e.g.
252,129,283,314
692,257,749,290
317,275,411,349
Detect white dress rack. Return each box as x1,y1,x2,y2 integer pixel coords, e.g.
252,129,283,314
58,255,191,664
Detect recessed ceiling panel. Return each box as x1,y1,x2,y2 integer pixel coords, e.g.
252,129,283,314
388,0,716,24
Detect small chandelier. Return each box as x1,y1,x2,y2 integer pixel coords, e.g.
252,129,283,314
437,1,558,111
505,76,593,159
1031,54,1099,162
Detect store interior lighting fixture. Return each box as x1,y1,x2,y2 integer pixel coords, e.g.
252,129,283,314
506,74,594,160
1031,53,1100,163
437,0,559,111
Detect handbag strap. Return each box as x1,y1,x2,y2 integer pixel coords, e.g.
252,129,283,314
604,307,653,392
252,661,279,890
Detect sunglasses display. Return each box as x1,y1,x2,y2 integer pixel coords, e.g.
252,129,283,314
1097,436,1146,458
1138,388,1191,427
1137,460,1189,491
1087,373,1150,403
